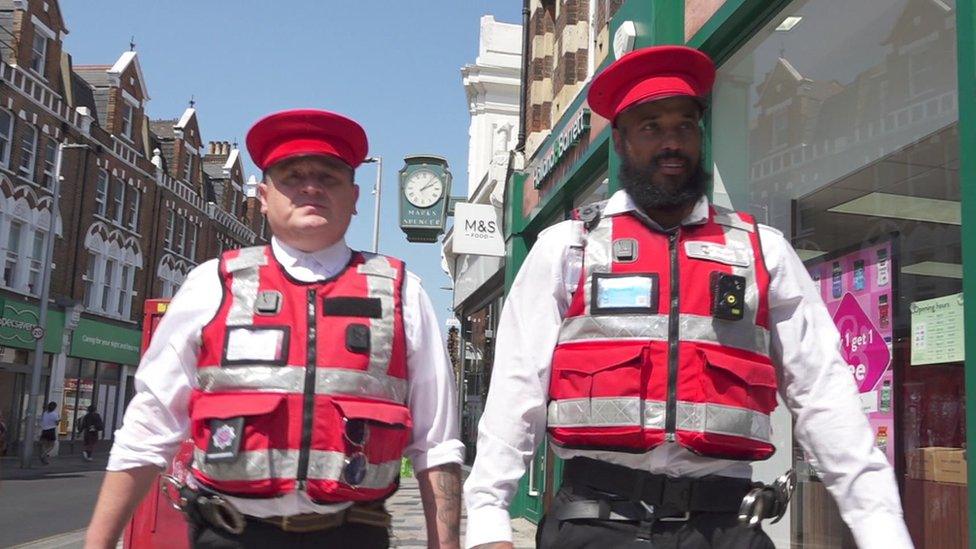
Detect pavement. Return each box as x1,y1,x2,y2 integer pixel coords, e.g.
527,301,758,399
389,474,537,548
0,457,538,548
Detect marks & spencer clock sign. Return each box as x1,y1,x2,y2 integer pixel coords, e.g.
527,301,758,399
399,155,452,243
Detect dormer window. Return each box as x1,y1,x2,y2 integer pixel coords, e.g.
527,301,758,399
30,32,47,75
183,149,193,182
120,102,135,140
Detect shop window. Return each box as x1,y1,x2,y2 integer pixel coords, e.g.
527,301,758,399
711,1,961,547
18,125,37,181
0,110,13,167
94,170,108,216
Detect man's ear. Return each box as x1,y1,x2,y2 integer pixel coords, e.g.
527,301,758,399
352,183,360,215
258,182,269,214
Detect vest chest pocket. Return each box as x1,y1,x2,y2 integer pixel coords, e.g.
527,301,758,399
698,347,778,414
190,392,289,495
550,345,646,400
329,398,413,474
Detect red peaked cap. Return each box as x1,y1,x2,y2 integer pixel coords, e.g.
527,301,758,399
246,109,369,171
587,45,716,122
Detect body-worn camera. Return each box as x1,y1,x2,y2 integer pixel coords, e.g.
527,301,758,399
711,272,746,321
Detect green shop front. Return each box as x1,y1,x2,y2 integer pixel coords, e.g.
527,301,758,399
505,0,973,546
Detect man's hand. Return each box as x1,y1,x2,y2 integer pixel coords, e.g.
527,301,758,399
417,462,462,549
85,466,162,549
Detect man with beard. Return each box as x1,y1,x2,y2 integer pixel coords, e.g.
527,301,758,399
463,46,910,549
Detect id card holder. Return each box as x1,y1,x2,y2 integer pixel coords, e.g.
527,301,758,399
206,417,245,463
591,273,659,315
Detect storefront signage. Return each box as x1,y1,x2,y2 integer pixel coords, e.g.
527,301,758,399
69,318,141,365
533,109,591,189
0,300,64,353
807,240,895,465
452,203,505,257
910,292,964,365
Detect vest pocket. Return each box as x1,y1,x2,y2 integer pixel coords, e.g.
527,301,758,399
548,344,647,450
189,392,288,496
699,347,778,414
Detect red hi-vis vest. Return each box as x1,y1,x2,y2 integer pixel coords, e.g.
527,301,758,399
190,246,411,503
547,207,776,461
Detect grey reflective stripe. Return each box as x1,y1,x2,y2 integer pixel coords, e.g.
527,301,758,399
558,314,770,356
193,448,400,490
547,397,641,427
358,254,397,380
674,401,771,443
225,246,268,325
582,217,613,315
197,367,408,403
716,215,760,325
548,398,770,443
712,209,755,233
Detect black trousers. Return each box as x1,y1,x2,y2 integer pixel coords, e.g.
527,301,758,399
189,518,389,549
537,481,775,549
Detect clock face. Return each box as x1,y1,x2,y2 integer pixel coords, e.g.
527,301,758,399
404,170,444,208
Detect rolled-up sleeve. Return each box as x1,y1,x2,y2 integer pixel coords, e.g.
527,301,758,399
762,227,912,549
107,260,220,471
402,272,465,472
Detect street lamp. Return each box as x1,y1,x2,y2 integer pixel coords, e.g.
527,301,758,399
362,156,383,254
21,142,87,468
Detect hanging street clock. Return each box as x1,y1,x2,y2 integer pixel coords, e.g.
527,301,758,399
398,155,452,242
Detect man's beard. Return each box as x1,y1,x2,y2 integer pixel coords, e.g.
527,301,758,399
618,150,709,212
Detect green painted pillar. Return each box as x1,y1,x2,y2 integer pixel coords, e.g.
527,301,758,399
954,0,976,541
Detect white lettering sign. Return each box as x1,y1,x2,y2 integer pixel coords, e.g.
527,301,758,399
453,203,505,257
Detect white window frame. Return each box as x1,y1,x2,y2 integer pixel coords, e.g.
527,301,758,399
29,31,47,76
94,170,108,216
27,229,43,293
126,187,140,232
120,102,135,141
0,110,13,167
112,180,125,224
100,258,115,312
42,139,56,187
83,255,96,308
3,219,23,288
18,125,37,181
176,216,186,256
187,223,197,259
183,149,193,182
165,209,175,249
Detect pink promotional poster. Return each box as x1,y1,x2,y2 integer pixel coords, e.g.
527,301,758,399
807,240,895,464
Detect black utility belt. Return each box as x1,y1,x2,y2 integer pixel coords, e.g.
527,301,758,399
563,457,754,514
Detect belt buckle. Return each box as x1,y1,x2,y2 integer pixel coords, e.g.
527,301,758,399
737,487,766,528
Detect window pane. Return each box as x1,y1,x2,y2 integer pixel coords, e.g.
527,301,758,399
710,1,960,545
83,256,95,308
42,140,56,187
30,33,45,74
4,221,21,286
0,110,11,165
101,260,114,311
18,127,35,178
112,181,124,223
95,171,108,216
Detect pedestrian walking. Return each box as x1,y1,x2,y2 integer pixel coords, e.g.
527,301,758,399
463,45,912,549
85,109,464,549
77,405,104,461
39,401,59,465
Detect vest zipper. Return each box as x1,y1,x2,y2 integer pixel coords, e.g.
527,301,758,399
665,229,680,442
297,288,317,487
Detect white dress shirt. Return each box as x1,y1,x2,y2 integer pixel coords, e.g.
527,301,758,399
40,411,59,430
463,190,912,549
109,237,464,517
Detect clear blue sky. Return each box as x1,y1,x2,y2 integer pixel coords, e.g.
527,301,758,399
61,1,523,329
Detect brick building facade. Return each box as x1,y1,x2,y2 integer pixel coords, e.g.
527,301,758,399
0,0,267,455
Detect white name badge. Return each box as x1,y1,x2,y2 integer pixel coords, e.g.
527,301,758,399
224,327,288,364
684,241,751,267
593,274,657,311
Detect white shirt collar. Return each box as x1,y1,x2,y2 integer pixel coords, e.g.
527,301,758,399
271,236,353,282
603,190,711,231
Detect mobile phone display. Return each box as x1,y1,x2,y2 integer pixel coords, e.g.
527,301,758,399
876,248,890,287
831,261,843,298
